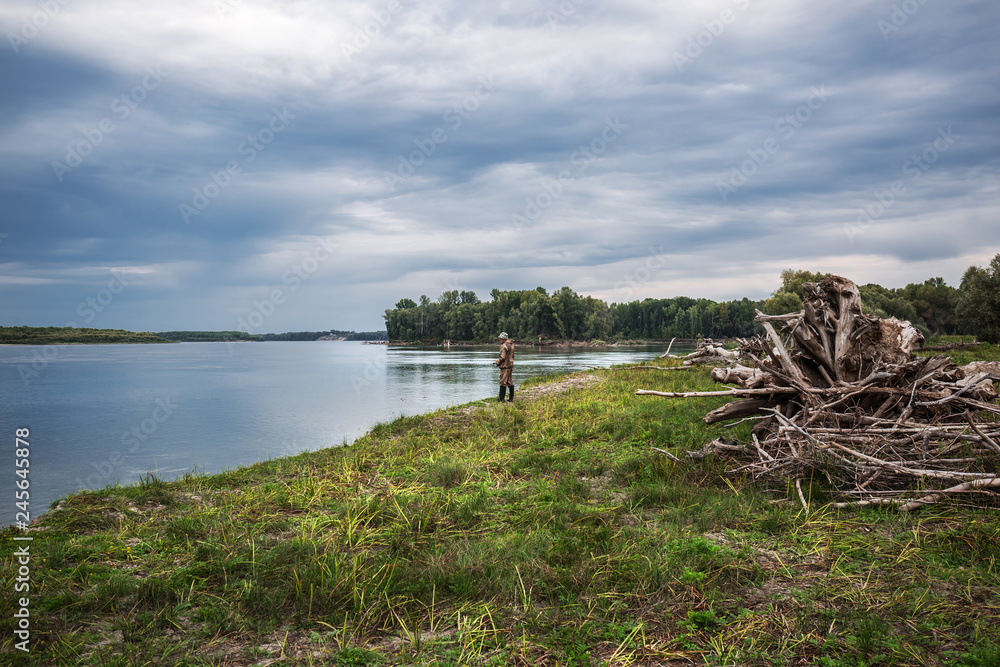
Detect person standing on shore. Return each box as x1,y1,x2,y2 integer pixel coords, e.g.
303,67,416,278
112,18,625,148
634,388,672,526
495,332,515,402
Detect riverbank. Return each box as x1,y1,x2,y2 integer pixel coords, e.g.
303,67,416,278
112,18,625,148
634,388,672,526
390,338,707,348
2,350,999,664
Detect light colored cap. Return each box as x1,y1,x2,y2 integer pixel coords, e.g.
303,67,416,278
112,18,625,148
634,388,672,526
498,332,509,339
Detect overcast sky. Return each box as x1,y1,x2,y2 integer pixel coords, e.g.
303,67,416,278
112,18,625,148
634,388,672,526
2,0,998,333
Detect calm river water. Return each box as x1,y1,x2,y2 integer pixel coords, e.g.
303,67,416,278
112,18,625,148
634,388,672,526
0,341,683,524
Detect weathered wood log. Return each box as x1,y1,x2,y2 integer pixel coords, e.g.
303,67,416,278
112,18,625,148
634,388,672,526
710,364,770,388
636,388,797,398
683,355,732,366
755,312,803,323
958,361,1000,401
658,337,678,358
639,384,944,400
803,299,835,361
703,398,783,424
809,276,863,381
834,478,1000,510
663,338,742,364
757,314,808,385
685,438,752,460
898,477,1000,511
966,413,1000,455
789,319,835,381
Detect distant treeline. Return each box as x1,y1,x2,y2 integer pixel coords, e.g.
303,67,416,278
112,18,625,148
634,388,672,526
158,330,389,342
260,330,388,341
383,288,760,342
384,256,1000,343
157,331,261,342
343,330,390,341
0,326,172,345
262,331,331,341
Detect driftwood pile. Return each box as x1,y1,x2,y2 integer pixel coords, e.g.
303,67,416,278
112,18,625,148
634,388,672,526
660,338,740,366
638,275,1000,510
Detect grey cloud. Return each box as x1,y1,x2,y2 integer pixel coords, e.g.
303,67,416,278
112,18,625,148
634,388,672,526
1,0,998,331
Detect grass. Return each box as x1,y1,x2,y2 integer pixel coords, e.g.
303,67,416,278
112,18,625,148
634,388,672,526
2,349,999,665
917,336,999,366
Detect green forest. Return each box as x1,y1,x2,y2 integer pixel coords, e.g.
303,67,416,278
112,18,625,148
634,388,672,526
383,254,1000,344
1,328,390,345
157,330,389,342
156,330,262,342
156,330,388,342
0,326,173,345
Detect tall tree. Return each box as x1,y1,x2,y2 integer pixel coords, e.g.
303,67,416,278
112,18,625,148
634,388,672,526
858,283,924,334
956,254,1000,343
898,278,958,335
762,269,830,314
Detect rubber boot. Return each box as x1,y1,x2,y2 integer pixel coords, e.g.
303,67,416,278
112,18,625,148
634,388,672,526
498,386,507,402
507,387,514,402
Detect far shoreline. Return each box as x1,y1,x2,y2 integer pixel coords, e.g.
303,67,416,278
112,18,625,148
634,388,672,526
388,337,713,348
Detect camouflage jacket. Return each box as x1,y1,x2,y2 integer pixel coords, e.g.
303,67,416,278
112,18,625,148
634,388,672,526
496,340,514,369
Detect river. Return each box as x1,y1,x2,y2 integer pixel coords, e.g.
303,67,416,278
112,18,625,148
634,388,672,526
0,341,683,524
